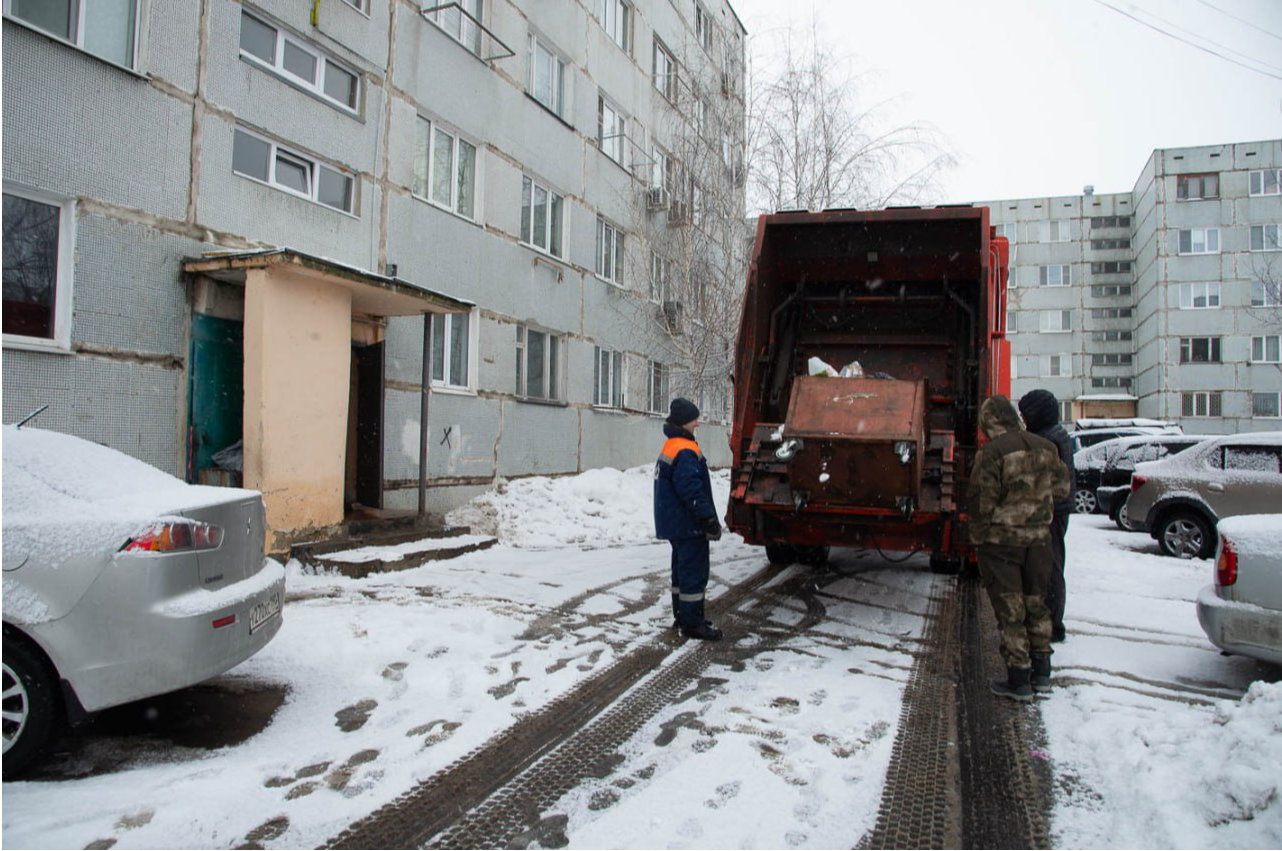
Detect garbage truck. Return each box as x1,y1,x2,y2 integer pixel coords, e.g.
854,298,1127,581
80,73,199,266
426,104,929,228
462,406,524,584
724,206,1011,572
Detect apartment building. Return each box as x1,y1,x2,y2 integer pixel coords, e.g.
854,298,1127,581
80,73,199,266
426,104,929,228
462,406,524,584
982,139,1282,434
1,0,748,548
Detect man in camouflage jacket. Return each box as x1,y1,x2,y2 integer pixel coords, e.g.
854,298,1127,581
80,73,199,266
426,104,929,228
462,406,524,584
967,395,1071,701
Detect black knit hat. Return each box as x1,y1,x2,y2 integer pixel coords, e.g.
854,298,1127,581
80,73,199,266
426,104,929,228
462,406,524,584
666,397,700,426
1018,389,1060,431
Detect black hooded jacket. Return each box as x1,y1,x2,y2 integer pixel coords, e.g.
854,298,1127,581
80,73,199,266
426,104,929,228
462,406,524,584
1018,393,1076,516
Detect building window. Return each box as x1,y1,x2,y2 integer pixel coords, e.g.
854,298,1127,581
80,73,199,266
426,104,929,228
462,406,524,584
653,38,678,102
1182,391,1222,418
1178,281,1220,309
520,176,564,258
516,324,561,401
6,0,139,68
1179,337,1221,363
1040,310,1072,333
1090,307,1132,319
1091,216,1130,228
1090,261,1131,274
1251,335,1282,363
1042,220,1071,242
232,128,356,214
598,95,627,165
596,217,625,285
239,11,360,113
1176,173,1219,200
993,222,1016,242
1090,238,1130,250
1253,393,1281,418
597,0,631,51
428,0,483,54
1249,169,1281,196
1039,265,1071,287
2,186,74,349
1041,354,1070,377
593,345,625,408
1091,284,1132,298
1092,330,1132,342
431,311,472,389
694,2,713,51
1005,310,1017,333
648,360,670,414
1091,377,1132,389
413,117,477,220
650,252,671,303
1092,353,1133,366
1250,224,1280,252
527,35,567,117
1252,279,1282,307
340,0,367,11
651,145,672,192
1178,228,1219,255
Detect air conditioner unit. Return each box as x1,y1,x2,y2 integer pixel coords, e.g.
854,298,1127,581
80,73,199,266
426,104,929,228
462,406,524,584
646,186,670,211
660,300,684,335
668,200,689,226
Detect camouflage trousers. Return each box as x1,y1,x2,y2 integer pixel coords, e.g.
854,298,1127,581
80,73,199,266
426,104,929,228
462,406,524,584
976,542,1053,668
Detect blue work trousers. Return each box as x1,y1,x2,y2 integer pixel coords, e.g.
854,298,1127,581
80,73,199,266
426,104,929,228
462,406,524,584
669,537,711,628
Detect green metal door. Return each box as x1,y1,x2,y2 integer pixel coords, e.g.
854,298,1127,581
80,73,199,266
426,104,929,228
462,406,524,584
188,314,244,482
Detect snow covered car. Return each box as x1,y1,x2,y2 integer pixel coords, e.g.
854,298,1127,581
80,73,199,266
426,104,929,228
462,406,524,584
1091,435,1213,530
2,426,285,775
1197,515,1282,666
1127,432,1282,559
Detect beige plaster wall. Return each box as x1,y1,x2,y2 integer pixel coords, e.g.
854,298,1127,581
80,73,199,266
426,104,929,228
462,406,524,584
243,267,353,546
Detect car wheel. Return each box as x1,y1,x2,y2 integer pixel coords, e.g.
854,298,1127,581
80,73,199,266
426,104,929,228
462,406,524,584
2,638,59,776
1115,497,1135,531
765,544,796,565
1158,511,1214,559
1074,489,1097,514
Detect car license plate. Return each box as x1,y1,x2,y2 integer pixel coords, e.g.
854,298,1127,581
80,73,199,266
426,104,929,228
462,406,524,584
249,590,281,634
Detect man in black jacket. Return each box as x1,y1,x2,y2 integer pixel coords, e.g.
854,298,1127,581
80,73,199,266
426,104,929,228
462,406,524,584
1018,389,1075,643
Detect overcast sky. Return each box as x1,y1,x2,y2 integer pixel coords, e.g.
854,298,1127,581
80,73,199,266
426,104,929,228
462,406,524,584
728,0,1282,204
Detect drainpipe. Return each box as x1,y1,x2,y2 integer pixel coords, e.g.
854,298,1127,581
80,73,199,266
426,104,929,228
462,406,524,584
419,313,432,515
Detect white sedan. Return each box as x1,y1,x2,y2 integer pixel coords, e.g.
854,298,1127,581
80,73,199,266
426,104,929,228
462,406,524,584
3,426,285,775
1196,514,1282,666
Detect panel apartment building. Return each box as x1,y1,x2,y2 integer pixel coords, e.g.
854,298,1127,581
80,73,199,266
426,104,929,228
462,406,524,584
2,0,748,548
981,139,1282,434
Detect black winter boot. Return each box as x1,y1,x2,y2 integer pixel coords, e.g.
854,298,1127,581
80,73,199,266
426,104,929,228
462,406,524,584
991,666,1034,702
681,620,723,641
1030,654,1052,694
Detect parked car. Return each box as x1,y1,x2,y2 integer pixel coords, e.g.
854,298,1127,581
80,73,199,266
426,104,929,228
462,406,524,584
1127,432,1282,559
1067,418,1183,453
1090,435,1213,530
2,425,286,774
1196,514,1282,666
1073,437,1134,514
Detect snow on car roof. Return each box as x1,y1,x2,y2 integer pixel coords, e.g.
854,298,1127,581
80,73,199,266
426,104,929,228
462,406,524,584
2,426,259,565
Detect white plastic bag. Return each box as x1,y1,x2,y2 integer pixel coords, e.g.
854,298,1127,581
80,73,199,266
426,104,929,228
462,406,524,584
839,360,864,378
808,357,839,377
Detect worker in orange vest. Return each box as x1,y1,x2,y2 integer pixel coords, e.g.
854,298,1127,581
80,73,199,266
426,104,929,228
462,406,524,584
653,397,723,641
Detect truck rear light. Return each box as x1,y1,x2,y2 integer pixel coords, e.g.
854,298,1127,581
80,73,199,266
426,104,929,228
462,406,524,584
121,521,224,553
1216,538,1238,587
1130,475,1147,493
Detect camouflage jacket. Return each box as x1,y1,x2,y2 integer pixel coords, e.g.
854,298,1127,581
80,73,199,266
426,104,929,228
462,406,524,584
967,396,1072,547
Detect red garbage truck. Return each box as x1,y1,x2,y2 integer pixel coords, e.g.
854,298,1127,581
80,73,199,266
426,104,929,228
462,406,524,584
725,206,1011,572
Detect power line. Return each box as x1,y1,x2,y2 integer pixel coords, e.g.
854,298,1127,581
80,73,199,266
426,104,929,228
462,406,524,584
1193,0,1282,43
1132,2,1282,74
1092,0,1282,80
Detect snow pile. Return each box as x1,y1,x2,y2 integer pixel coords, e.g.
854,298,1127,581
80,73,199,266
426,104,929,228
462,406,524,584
447,466,731,548
2,426,259,566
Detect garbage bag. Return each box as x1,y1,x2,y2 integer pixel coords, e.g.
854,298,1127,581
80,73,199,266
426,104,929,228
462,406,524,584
839,360,864,378
808,357,839,377
211,439,243,472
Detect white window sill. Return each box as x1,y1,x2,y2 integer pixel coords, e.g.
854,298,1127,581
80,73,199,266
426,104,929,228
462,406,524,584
2,336,73,355
413,193,480,227
233,172,360,220
430,384,477,397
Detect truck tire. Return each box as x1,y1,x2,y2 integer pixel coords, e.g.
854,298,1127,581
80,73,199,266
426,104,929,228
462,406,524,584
798,546,830,567
3,637,60,777
765,544,796,565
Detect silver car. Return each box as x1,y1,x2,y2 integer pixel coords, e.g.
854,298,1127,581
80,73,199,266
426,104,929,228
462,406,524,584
3,425,285,774
1197,515,1282,666
1128,431,1282,559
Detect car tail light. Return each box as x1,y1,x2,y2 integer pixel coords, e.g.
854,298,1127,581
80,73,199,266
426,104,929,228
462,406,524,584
1131,475,1147,493
1216,537,1238,587
121,521,224,553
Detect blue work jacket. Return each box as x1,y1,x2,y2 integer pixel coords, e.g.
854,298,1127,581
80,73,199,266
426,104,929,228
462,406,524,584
654,424,717,540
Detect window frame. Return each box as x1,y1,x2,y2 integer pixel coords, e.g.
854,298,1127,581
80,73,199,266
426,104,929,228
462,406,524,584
1176,173,1219,201
596,217,625,286
4,0,141,71
650,251,672,303
1251,335,1282,363
1249,169,1281,197
597,94,628,166
647,359,670,415
527,33,567,117
1039,310,1072,333
520,175,566,259
993,222,1017,242
413,115,479,221
238,10,362,115
1178,336,1222,364
653,38,678,103
1249,223,1280,252
593,345,626,408
1040,353,1070,378
1178,281,1221,309
1253,392,1282,419
1252,279,1282,307
597,0,631,52
2,183,76,353
1182,391,1222,418
515,323,563,402
430,309,477,392
427,0,484,55
232,127,357,215
1039,264,1071,287
694,2,714,52
1042,219,1071,242
1178,227,1220,255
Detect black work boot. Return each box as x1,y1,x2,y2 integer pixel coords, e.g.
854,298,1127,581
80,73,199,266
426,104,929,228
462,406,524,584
991,666,1034,702
1030,654,1052,694
681,620,723,641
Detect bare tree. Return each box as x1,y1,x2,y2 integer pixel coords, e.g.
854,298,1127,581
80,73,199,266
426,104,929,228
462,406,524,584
745,19,955,214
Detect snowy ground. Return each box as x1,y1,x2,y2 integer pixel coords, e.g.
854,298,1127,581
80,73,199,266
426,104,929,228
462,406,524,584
3,468,1279,849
